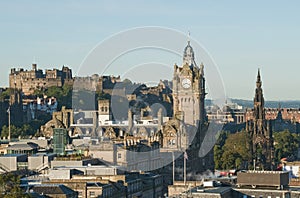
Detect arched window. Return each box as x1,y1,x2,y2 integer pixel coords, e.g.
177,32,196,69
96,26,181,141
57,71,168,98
172,139,176,145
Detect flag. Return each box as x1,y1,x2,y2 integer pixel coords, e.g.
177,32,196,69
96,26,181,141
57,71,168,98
184,151,188,160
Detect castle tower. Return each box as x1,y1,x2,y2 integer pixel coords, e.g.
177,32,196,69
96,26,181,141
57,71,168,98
173,40,206,126
98,100,112,125
32,63,37,71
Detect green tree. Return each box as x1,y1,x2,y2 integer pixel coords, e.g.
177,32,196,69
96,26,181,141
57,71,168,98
1,125,21,139
0,124,34,139
214,131,228,169
214,130,251,170
274,130,300,162
0,173,29,197
0,88,13,101
35,85,73,110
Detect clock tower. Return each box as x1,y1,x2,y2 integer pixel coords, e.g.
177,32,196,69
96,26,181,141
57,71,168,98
173,40,206,126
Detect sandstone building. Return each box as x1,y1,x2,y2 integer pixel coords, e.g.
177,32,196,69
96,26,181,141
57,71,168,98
9,64,72,95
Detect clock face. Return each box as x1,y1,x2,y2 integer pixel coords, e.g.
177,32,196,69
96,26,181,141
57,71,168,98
182,78,191,89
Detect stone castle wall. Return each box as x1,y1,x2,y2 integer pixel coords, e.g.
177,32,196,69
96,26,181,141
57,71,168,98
9,64,72,95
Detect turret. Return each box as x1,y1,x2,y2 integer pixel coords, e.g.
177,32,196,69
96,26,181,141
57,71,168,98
32,63,37,71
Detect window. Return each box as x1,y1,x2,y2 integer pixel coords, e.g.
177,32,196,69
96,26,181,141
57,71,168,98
89,191,95,197
118,153,121,159
172,139,176,145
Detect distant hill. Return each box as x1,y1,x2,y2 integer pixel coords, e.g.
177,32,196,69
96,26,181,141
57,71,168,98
206,98,300,109
231,99,300,109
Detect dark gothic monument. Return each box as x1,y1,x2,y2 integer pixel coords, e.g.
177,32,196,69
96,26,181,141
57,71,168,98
246,69,274,170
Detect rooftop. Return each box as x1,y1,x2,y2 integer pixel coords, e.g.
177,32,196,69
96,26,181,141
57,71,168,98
32,184,76,195
7,142,38,151
191,186,232,194
0,153,27,157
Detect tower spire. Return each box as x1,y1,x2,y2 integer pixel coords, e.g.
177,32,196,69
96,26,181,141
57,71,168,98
187,31,190,45
183,31,195,66
254,68,264,120
256,68,262,88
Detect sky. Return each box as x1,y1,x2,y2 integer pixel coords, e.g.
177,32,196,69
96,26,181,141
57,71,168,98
0,0,300,100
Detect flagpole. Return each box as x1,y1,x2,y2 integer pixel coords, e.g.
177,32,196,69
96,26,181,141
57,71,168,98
184,151,186,186
172,151,175,184
8,106,11,141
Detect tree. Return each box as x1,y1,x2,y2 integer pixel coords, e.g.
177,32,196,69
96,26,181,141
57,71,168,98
35,85,73,110
0,88,13,101
1,125,21,139
0,173,29,197
1,124,34,139
214,131,228,169
214,130,252,170
274,130,300,162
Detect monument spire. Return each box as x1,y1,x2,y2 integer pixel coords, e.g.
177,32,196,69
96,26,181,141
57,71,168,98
254,68,264,120
256,68,261,88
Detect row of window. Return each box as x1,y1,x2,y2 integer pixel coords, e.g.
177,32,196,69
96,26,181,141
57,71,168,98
100,106,109,112
179,97,194,103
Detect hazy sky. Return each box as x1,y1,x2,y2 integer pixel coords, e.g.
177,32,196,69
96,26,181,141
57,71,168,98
0,1,299,100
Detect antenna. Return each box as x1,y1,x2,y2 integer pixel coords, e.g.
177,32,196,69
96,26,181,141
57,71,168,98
188,31,191,44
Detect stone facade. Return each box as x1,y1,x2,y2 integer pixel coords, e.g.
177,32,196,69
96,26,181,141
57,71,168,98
73,74,121,92
246,107,300,123
246,106,300,133
38,41,213,180
9,64,72,95
43,171,163,198
172,40,206,125
158,41,213,182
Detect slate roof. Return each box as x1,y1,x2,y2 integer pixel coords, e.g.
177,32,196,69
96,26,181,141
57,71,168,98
32,184,76,195
7,142,39,151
